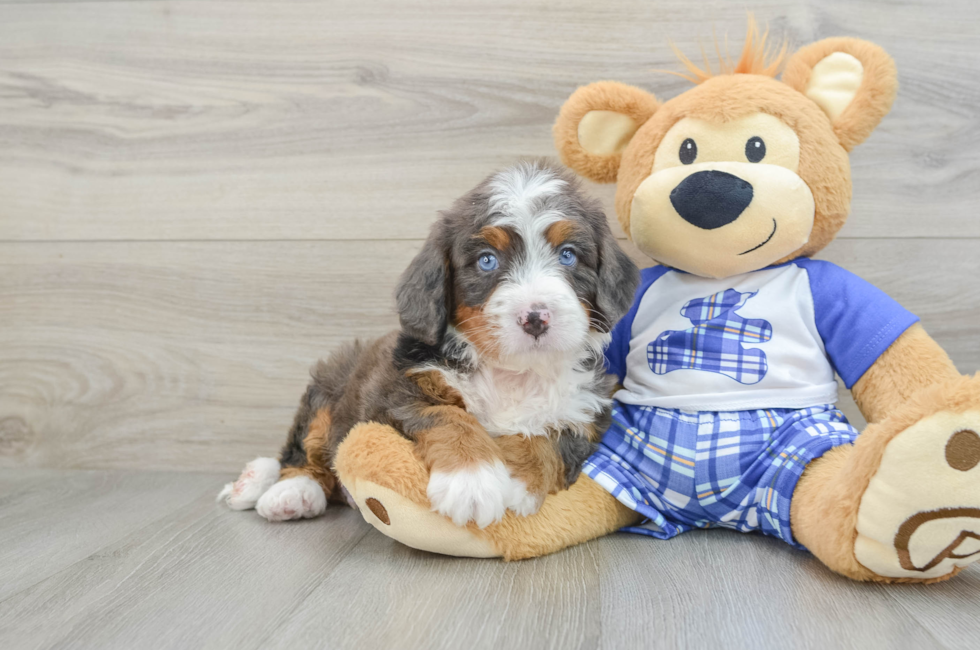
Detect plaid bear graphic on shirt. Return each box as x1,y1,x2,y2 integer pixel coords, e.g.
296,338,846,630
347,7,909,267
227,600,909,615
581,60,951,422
647,289,772,385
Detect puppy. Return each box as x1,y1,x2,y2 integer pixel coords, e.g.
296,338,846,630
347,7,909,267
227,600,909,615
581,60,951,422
219,161,639,527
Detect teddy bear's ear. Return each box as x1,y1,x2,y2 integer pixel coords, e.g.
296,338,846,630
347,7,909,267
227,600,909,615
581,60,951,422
782,37,897,152
553,81,659,183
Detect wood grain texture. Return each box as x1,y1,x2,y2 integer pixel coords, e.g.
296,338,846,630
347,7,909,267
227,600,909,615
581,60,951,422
596,532,945,649
265,531,601,650
0,240,408,471
0,469,977,650
0,470,372,650
0,0,979,241
0,469,219,602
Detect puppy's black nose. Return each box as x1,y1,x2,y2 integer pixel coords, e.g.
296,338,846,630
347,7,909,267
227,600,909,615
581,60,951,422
670,170,754,230
520,308,550,338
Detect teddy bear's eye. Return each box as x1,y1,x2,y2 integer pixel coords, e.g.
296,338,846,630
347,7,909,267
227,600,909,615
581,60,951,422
745,136,766,163
679,138,697,165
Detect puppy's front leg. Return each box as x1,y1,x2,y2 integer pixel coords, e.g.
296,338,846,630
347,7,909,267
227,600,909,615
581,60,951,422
414,405,512,528
495,430,597,517
493,434,562,517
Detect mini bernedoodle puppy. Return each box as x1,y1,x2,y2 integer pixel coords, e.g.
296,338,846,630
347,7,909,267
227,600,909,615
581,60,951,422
219,161,639,528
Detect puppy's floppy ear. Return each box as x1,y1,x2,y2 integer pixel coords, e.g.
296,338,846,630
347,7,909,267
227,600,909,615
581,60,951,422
593,222,639,333
782,37,897,152
554,81,659,184
396,223,450,346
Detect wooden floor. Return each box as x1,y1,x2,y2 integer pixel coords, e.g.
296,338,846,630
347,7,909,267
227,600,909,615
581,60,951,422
0,468,978,650
2,0,980,648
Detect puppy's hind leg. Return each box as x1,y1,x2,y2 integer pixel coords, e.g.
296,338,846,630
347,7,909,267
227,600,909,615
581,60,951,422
217,381,324,514
217,457,281,510
256,406,335,522
255,474,328,522
223,347,359,519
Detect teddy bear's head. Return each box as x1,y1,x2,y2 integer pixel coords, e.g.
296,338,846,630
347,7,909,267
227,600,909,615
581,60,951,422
554,24,897,279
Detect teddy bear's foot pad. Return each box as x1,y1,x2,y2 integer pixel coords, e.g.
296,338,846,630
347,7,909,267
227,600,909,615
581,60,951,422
855,410,980,579
347,479,500,558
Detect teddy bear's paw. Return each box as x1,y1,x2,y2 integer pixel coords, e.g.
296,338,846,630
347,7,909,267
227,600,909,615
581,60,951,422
855,410,980,580
427,461,510,528
217,457,280,510
255,476,327,522
503,478,545,517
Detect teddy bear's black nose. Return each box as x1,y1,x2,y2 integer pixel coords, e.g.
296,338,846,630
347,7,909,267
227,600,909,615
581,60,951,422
670,170,754,230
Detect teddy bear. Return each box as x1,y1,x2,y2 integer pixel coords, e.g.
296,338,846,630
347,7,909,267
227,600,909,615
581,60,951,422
331,23,980,583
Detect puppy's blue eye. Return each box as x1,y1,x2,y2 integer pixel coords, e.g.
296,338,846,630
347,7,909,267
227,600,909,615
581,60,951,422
559,248,577,266
478,253,498,272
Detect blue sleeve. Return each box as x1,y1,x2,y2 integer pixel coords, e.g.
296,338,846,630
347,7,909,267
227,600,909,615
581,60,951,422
604,265,671,383
795,259,919,389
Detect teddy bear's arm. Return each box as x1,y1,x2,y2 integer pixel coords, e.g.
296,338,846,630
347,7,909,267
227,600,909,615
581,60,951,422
850,323,961,424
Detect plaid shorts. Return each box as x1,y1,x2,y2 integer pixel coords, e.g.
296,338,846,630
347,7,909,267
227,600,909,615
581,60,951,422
582,402,858,549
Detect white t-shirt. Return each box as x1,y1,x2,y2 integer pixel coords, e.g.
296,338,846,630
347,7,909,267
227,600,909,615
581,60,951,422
604,260,918,412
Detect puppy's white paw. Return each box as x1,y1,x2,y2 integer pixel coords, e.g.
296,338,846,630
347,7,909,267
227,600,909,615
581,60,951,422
255,476,327,522
427,461,510,529
217,457,281,510
504,478,545,517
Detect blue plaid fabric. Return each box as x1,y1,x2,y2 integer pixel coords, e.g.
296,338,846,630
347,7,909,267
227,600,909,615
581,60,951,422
582,401,858,549
647,289,772,385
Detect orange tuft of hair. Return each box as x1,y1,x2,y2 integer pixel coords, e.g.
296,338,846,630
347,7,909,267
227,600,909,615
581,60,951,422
661,16,788,85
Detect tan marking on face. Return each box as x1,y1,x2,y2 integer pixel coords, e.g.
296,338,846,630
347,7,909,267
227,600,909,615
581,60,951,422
545,219,578,247
579,300,597,331
477,225,511,250
454,304,499,358
412,370,466,409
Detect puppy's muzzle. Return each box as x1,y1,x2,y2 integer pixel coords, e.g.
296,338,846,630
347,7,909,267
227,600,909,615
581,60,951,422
670,170,754,230
519,304,551,339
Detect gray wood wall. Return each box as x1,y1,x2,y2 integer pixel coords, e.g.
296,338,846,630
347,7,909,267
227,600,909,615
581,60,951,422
2,0,978,473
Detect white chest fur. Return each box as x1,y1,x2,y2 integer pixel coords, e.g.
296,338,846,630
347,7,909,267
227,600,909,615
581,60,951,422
440,357,609,437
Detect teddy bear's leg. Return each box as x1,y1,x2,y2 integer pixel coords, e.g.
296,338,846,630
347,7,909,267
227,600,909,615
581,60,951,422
335,422,640,559
792,375,980,583
478,475,642,560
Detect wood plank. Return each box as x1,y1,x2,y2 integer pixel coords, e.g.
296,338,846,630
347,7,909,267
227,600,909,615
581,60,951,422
0,472,372,650
883,571,980,650
2,467,974,650
596,530,957,649
0,0,978,241
0,240,409,472
265,531,600,650
0,468,220,602
1,237,977,472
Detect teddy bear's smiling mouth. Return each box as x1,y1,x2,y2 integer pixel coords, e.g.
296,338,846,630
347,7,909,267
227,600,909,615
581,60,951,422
738,219,777,255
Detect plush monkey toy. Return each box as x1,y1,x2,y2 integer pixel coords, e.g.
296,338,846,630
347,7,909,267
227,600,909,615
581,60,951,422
334,25,980,583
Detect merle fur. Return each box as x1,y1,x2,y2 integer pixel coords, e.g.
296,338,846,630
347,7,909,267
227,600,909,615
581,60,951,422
278,160,640,500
